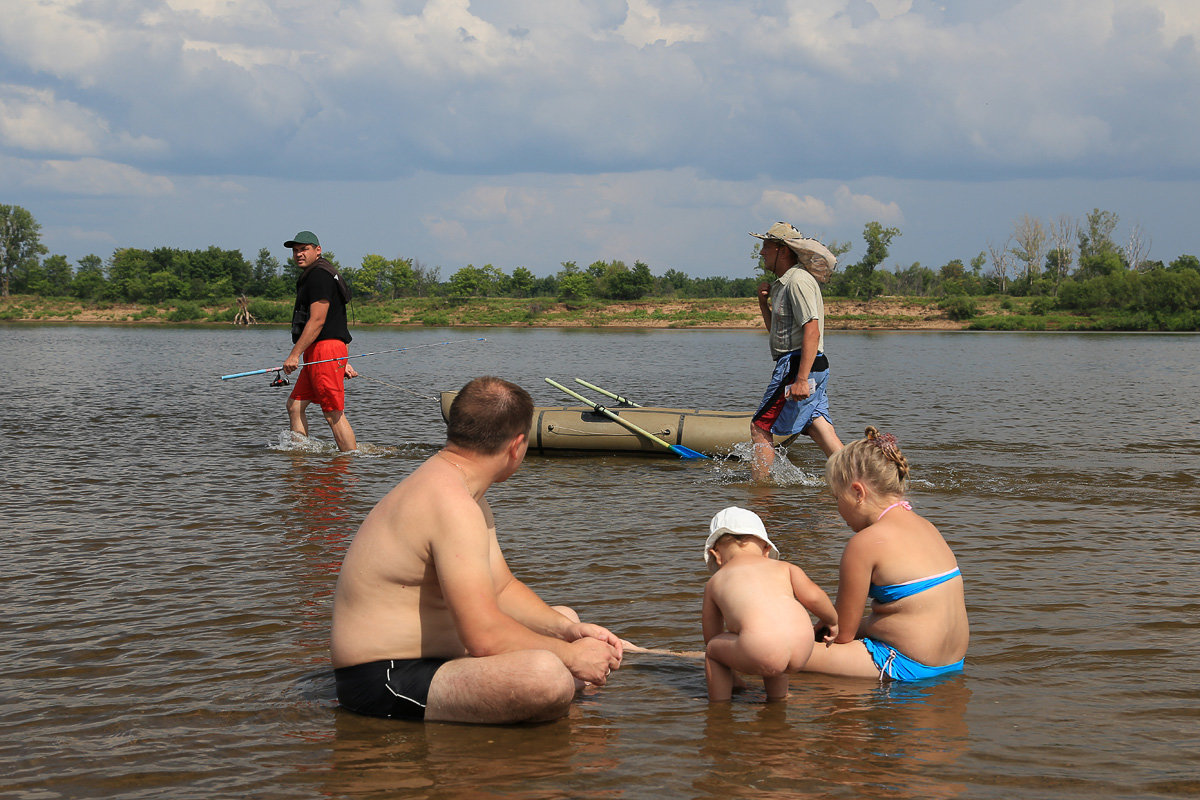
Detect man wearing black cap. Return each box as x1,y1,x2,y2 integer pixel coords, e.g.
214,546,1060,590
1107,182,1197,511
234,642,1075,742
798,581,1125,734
282,230,357,451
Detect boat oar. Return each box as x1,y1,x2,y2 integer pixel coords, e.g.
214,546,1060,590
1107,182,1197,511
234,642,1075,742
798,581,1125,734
544,378,707,459
573,378,641,407
219,337,487,380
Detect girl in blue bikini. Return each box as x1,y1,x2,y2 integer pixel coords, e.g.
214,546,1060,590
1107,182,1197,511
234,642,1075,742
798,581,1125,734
800,427,969,681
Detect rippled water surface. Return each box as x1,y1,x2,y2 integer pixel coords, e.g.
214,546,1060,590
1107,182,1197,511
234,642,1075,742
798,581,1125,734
3,324,1199,799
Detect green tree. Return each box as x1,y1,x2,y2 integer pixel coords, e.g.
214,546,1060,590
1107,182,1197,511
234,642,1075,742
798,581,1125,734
1078,209,1119,260
448,264,502,296
558,273,592,302
107,248,155,301
10,258,46,294
0,204,48,296
833,222,899,298
660,268,692,296
1077,251,1124,280
507,266,535,297
356,254,390,298
41,254,74,296
940,259,965,280
596,260,654,300
1168,254,1199,273
410,260,440,297
894,263,936,295
146,270,186,302
250,248,287,298
385,257,416,298
72,254,106,299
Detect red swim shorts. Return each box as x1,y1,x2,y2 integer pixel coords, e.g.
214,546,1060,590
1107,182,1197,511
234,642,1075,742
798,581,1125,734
289,339,349,413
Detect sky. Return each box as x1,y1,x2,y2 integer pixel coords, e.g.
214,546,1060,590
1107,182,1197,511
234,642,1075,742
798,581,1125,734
3,0,1199,279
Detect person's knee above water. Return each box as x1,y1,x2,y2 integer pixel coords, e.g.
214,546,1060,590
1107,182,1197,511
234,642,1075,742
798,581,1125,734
748,222,843,480
329,376,624,724
799,426,969,682
281,230,357,451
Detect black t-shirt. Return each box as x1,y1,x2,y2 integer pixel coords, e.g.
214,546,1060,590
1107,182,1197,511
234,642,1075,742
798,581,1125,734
291,259,352,344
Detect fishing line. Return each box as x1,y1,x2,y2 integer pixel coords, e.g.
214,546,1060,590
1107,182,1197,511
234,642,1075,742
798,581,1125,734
353,373,437,401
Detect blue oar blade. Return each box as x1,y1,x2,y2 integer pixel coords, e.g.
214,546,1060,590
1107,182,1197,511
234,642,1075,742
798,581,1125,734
669,444,708,459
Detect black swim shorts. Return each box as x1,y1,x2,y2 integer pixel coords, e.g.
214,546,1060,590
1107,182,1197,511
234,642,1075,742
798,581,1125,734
334,658,449,720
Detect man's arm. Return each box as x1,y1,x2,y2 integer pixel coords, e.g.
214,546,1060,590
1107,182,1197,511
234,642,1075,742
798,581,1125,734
283,299,329,373
494,576,624,656
757,281,772,328
433,502,620,683
786,319,821,400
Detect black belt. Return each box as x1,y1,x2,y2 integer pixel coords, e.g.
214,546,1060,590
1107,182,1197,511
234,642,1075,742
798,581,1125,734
778,351,828,371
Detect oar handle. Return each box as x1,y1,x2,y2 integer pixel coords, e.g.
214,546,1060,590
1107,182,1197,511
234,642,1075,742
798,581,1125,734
545,379,674,450
574,378,641,407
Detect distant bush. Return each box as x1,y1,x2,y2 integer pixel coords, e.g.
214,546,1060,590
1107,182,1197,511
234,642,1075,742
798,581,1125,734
1029,297,1054,316
938,294,977,320
166,302,203,322
353,305,393,324
248,299,291,322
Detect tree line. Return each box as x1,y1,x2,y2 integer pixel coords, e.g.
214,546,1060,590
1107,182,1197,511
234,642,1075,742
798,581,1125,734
2,204,1197,326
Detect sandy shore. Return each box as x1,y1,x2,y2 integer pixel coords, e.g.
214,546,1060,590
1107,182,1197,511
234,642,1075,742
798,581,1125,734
2,296,967,330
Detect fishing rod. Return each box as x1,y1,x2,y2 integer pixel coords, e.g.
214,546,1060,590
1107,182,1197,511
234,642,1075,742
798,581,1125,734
219,337,487,380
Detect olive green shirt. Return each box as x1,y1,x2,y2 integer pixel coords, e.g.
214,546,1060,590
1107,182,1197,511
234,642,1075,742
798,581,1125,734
768,267,824,360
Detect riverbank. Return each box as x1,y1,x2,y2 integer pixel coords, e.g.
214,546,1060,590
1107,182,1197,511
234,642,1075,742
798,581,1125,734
0,294,1121,330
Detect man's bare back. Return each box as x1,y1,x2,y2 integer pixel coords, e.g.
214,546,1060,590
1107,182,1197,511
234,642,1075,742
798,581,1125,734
331,455,492,667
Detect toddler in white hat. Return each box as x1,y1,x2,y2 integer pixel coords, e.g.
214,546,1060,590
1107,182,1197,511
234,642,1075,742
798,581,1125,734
702,506,838,702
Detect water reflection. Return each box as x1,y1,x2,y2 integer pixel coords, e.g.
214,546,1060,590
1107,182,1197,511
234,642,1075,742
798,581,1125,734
697,676,971,799
281,453,360,662
324,701,623,799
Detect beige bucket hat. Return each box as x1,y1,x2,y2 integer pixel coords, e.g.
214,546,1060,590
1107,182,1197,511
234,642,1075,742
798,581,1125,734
750,221,837,283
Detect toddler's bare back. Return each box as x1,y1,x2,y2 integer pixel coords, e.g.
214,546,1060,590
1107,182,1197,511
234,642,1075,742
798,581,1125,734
708,557,812,637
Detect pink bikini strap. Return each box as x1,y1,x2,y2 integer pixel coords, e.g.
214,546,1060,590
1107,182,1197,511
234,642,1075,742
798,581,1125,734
876,500,912,522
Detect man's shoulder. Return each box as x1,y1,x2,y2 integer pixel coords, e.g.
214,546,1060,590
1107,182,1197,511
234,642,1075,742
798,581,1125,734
395,465,489,532
782,266,820,290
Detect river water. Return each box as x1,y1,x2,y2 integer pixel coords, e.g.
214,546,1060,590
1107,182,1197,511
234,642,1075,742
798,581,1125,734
2,324,1198,799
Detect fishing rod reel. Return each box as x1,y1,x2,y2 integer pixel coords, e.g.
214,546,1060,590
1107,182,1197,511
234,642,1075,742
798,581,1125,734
270,369,290,388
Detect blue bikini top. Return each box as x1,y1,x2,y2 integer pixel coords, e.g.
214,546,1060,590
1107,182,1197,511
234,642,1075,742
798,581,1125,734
868,567,961,604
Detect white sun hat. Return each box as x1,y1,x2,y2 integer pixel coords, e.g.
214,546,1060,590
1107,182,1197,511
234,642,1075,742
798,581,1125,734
704,506,780,565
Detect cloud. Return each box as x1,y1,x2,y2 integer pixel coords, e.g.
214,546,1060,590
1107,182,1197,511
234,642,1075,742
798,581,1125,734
757,190,835,228
618,0,708,46
832,185,903,225
15,157,176,197
0,85,167,158
5,0,1199,183
755,185,902,231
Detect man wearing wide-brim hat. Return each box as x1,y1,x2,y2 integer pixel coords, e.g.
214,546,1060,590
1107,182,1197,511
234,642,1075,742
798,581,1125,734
748,222,843,480
282,230,357,451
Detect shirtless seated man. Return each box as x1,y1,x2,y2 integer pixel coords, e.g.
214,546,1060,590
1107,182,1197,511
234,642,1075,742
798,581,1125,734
330,376,624,724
